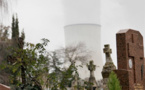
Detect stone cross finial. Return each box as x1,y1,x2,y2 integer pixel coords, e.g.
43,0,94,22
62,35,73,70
88,60,96,72
103,44,112,62
87,60,96,79
87,60,97,89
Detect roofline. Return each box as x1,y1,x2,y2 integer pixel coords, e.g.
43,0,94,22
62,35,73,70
117,29,139,34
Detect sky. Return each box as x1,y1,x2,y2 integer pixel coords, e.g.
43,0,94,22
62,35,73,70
2,0,145,66
101,0,145,65
16,0,65,50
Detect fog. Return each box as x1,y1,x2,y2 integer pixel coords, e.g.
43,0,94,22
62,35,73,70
62,0,100,25
101,0,145,65
2,0,145,66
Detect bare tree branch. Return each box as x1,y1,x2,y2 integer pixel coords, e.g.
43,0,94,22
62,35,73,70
54,42,91,66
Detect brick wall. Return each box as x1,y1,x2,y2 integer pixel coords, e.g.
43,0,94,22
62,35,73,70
0,84,10,90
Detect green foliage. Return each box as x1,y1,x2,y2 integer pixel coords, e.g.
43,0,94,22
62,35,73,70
107,71,121,90
60,64,77,89
0,26,89,89
48,63,77,90
47,43,90,90
1,15,76,89
1,38,50,89
0,16,26,86
21,30,25,40
0,25,12,85
84,81,93,90
12,15,19,39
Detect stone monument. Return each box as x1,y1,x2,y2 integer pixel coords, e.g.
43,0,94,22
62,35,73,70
87,60,97,90
103,44,113,62
114,29,145,90
102,44,116,89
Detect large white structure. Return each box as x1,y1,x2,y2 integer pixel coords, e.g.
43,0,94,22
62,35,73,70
63,0,103,80
64,24,102,80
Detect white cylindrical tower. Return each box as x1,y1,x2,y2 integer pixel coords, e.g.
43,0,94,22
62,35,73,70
63,0,103,80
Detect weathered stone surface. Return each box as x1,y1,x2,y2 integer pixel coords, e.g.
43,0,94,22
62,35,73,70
87,60,97,90
102,62,116,78
102,44,116,90
103,44,113,62
115,29,145,90
102,44,116,78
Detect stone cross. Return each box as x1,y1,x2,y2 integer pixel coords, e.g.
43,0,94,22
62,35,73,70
103,44,112,62
102,44,116,89
87,60,97,90
88,60,96,77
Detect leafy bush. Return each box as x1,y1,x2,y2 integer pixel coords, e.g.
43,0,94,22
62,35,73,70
107,71,121,90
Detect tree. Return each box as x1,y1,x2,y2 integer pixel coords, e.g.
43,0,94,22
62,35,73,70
55,43,91,65
48,43,91,90
48,60,78,90
1,38,50,89
12,15,19,39
0,25,12,85
107,71,121,90
11,15,20,49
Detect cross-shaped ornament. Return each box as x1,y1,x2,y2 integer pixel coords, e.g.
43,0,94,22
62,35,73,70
103,44,112,62
128,33,144,83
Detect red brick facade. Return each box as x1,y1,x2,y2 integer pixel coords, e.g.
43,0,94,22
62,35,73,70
0,84,10,90
114,29,145,90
